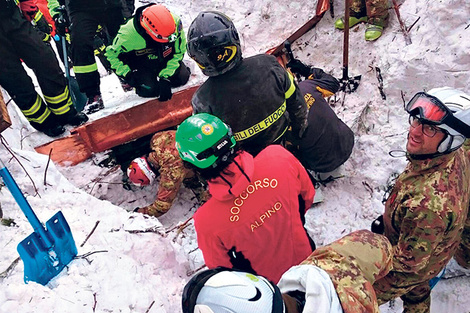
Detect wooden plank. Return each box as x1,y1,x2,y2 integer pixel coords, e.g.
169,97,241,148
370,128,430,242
34,134,92,166
34,85,197,166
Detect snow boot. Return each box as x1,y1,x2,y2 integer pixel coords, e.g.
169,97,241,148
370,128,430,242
334,16,367,30
85,94,104,114
365,25,384,41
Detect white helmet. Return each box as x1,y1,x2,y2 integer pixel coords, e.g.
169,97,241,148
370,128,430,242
126,157,157,187
182,268,284,313
427,87,470,153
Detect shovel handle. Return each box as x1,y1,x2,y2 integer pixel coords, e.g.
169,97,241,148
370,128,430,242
0,161,53,248
61,35,71,82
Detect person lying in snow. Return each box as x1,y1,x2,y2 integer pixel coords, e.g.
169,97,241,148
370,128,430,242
175,113,316,284
127,130,207,218
182,229,393,313
286,60,354,181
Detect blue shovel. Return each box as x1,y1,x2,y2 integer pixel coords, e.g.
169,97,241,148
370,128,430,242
0,159,77,285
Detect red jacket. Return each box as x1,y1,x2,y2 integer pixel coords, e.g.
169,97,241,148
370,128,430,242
194,145,315,283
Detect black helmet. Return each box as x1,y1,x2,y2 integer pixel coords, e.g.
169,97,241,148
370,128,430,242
187,11,242,77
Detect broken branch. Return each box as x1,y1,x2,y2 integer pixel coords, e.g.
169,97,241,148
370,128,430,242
392,0,412,45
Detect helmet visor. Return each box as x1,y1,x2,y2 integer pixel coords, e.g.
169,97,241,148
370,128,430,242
405,92,450,124
405,92,470,138
196,132,235,161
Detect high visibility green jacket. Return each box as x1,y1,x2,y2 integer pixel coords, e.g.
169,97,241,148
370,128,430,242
104,4,186,79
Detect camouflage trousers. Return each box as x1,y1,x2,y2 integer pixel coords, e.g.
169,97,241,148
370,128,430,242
373,270,432,313
301,230,393,313
349,0,390,27
455,221,470,269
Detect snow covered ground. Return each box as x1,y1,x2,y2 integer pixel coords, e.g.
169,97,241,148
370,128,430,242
1,0,470,312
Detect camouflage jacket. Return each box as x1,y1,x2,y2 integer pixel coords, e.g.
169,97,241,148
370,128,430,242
455,139,470,268
278,230,393,313
143,130,190,217
382,148,470,284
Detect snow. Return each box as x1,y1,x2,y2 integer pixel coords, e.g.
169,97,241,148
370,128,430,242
1,0,470,312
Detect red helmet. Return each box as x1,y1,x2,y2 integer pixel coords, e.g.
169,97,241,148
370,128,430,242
127,157,157,187
140,4,176,43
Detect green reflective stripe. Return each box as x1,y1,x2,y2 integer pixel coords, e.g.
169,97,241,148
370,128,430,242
44,86,69,104
21,95,42,116
234,101,287,141
26,108,51,124
285,71,296,99
33,11,43,23
73,63,98,74
49,97,72,115
274,126,289,142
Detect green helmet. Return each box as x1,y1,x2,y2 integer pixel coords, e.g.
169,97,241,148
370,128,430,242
175,113,237,169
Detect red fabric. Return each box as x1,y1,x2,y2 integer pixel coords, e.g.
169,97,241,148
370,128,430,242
19,0,38,21
35,0,57,35
194,145,315,283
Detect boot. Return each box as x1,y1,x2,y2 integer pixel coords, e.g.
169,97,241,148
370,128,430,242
34,121,65,137
63,111,89,126
365,24,384,41
334,16,367,30
85,94,104,114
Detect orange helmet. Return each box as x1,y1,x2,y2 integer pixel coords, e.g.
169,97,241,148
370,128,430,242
140,4,176,43
127,157,157,187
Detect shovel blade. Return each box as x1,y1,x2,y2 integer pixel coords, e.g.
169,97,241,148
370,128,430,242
17,211,77,285
69,76,87,112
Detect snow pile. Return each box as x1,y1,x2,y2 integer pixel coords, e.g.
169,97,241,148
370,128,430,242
1,0,469,312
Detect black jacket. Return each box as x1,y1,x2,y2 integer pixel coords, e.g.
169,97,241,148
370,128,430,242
48,0,122,16
192,54,308,156
296,74,354,172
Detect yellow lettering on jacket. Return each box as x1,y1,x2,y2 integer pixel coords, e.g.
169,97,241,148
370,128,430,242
229,178,278,223
250,202,283,232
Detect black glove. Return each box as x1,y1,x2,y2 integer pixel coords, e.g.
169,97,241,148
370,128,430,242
286,59,312,78
124,70,140,87
54,6,70,37
158,78,172,101
135,84,158,98
35,15,53,42
371,215,384,234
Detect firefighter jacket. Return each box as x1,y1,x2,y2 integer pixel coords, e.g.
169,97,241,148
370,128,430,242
278,230,393,313
192,54,308,156
374,148,470,309
0,0,19,16
48,0,122,17
193,145,315,283
296,73,354,173
105,4,186,80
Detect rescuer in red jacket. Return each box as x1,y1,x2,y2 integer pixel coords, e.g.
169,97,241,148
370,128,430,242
175,113,316,283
